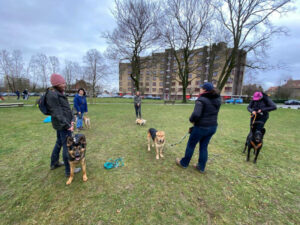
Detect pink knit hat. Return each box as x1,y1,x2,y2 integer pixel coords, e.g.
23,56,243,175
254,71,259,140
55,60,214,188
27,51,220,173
252,92,263,101
50,73,66,86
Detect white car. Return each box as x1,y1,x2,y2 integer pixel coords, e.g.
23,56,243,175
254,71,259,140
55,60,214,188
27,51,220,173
97,94,111,98
122,95,134,99
189,97,198,101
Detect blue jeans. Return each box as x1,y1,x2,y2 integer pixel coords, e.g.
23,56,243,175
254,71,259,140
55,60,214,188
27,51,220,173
51,130,72,175
180,126,217,171
77,113,84,129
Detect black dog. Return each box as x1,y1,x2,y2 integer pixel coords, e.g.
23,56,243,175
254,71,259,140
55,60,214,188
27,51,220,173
243,128,266,163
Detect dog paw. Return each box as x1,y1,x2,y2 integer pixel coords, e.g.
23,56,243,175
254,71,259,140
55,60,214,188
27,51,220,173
148,148,150,151
83,175,88,182
156,155,159,160
66,179,72,185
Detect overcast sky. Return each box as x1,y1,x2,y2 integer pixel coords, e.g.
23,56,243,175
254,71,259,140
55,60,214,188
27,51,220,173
0,0,299,90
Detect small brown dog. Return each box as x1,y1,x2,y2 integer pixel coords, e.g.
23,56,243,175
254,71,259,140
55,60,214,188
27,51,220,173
66,134,88,185
147,128,165,159
136,118,146,126
83,116,91,129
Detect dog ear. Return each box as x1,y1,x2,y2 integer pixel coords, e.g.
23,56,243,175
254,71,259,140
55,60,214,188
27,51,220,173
67,136,74,147
79,135,86,147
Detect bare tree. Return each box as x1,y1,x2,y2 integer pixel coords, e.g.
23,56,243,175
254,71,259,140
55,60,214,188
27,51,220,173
63,61,82,92
49,56,60,74
214,0,291,92
34,53,49,89
83,49,108,98
103,0,161,92
28,55,40,91
159,0,213,102
0,50,25,92
0,50,14,91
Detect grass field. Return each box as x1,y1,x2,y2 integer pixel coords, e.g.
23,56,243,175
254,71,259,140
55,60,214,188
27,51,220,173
0,103,299,225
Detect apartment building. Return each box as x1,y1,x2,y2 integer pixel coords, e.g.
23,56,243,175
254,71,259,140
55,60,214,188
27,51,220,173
119,42,246,99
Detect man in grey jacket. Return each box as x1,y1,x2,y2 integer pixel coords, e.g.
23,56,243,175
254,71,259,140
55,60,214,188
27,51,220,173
134,91,142,119
46,73,80,177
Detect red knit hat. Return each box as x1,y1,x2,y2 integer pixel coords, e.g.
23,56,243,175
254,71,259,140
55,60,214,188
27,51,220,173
50,73,66,86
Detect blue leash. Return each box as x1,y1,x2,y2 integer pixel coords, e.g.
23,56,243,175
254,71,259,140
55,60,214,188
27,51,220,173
104,157,124,169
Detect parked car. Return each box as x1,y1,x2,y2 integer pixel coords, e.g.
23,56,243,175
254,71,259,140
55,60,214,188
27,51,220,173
284,99,300,105
8,92,17,96
144,95,154,99
29,92,41,96
189,97,198,101
122,95,134,99
97,94,111,98
1,92,8,96
153,96,161,100
225,98,243,104
112,94,121,98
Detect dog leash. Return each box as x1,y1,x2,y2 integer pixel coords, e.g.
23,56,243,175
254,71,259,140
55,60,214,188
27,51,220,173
169,132,190,147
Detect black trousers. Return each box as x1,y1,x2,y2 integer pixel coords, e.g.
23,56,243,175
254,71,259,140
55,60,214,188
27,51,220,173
250,114,268,130
134,104,141,118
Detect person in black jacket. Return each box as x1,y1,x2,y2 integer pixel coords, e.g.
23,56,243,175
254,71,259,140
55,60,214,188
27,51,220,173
46,73,80,177
176,82,221,173
247,92,276,130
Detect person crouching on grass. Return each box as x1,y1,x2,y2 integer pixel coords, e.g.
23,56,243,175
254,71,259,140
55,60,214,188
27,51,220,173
176,82,221,173
46,73,81,177
134,91,142,119
74,88,88,131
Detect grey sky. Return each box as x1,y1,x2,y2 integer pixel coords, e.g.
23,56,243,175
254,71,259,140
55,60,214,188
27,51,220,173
0,0,299,90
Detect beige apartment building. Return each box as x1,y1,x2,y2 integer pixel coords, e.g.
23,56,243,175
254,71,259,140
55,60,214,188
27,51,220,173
119,42,246,100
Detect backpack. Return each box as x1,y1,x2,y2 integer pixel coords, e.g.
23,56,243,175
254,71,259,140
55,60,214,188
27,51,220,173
38,89,50,115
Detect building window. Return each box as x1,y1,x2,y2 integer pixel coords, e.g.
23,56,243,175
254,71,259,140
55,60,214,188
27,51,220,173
146,77,150,81
198,52,203,56
153,77,156,81
120,76,122,80
146,88,149,92
188,74,192,78
227,78,233,83
179,88,182,92
172,82,176,86
196,80,200,86
128,88,131,91
140,82,143,86
146,82,149,86
152,88,156,92
128,71,132,75
188,81,191,85
195,88,200,92
147,71,150,75
128,76,131,80
159,82,163,86
160,70,164,74
197,67,202,71
189,61,194,65
152,82,156,86
171,88,175,92
213,72,218,77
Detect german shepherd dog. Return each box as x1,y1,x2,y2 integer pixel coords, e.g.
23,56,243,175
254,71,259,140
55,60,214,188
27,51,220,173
66,134,88,185
243,128,266,163
147,128,165,160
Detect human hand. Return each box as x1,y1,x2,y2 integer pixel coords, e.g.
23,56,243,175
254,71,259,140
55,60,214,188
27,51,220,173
258,109,262,113
252,111,256,115
78,112,81,115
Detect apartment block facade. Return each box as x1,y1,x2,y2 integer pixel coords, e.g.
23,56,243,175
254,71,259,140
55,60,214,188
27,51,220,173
119,42,246,99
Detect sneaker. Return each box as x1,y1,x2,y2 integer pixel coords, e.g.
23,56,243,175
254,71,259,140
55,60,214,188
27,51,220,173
193,164,205,174
50,161,64,170
175,158,187,169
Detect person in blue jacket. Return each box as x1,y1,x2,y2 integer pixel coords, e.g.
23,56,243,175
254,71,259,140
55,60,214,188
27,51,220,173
73,88,88,131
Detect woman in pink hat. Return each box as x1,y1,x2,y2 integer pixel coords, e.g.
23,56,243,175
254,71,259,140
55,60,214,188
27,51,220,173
247,91,277,130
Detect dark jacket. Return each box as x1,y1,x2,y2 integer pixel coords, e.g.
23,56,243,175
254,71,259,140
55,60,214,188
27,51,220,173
74,94,88,113
247,93,276,118
189,92,221,127
134,95,141,105
46,87,73,130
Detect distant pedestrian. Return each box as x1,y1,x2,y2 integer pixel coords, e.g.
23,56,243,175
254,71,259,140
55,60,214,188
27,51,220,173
16,90,20,100
73,88,88,131
134,91,142,119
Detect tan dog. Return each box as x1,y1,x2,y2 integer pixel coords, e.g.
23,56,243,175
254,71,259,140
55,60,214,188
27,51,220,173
83,116,91,129
147,128,165,159
136,118,146,126
66,134,88,185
